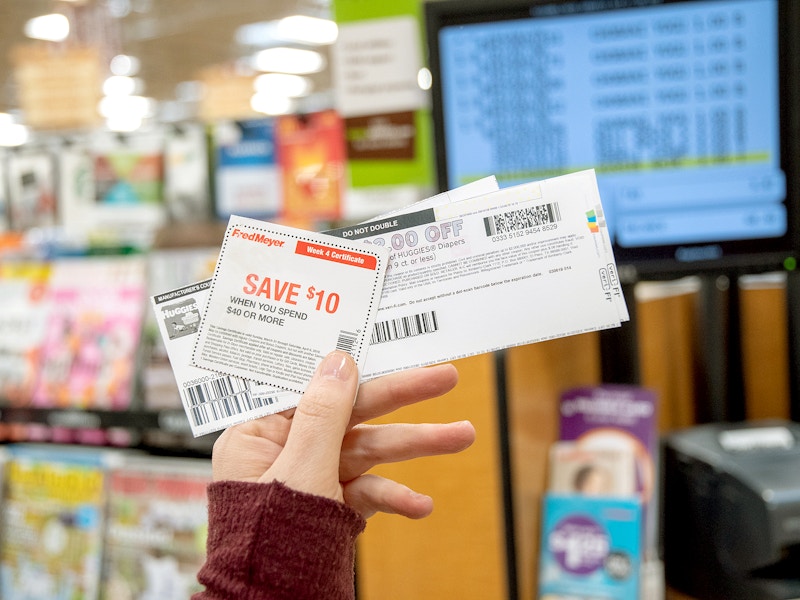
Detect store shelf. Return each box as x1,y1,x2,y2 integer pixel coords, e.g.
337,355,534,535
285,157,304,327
0,405,192,434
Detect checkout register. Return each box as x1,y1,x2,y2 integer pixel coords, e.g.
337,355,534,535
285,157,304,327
663,419,800,599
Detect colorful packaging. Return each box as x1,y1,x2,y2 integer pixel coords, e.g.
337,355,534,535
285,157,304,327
538,494,642,600
559,385,659,555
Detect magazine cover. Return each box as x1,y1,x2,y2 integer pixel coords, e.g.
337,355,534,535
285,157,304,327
32,255,147,410
0,260,51,405
89,129,167,246
275,109,345,222
0,149,8,231
102,455,212,600
0,444,114,600
6,149,57,231
163,123,212,222
58,143,97,244
213,118,281,219
538,494,642,600
559,385,660,564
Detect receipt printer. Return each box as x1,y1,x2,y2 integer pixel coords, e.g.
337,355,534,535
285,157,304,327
663,419,800,600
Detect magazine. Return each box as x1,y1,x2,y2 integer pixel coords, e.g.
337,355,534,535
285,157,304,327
102,455,212,600
33,255,147,410
0,444,115,600
0,260,51,404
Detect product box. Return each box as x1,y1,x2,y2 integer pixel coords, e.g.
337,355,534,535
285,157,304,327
559,385,659,555
538,494,642,600
213,118,281,219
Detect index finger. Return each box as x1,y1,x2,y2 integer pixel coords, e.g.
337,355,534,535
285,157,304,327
349,363,459,427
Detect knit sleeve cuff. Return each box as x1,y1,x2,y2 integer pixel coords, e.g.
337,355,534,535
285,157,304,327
196,480,366,600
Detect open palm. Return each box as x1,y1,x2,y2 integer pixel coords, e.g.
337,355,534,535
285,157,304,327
211,357,475,519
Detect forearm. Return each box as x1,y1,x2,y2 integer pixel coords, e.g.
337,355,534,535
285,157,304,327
193,480,366,600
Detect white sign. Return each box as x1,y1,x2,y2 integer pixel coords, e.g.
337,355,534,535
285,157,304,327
332,16,428,118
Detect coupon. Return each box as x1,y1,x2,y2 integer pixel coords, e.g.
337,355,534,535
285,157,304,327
151,280,299,436
325,169,628,379
191,216,390,394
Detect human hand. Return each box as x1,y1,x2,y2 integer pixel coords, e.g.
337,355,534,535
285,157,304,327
211,350,476,519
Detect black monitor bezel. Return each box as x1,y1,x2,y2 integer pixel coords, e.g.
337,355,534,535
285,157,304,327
424,0,800,281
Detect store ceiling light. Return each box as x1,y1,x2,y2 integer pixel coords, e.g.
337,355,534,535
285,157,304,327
276,16,338,45
254,73,312,97
102,75,142,97
24,13,70,42
98,95,154,120
0,123,29,147
106,115,143,133
417,68,433,91
109,54,141,77
251,47,326,75
251,93,294,116
236,15,337,47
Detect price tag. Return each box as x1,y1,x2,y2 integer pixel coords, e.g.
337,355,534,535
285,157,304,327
191,216,389,394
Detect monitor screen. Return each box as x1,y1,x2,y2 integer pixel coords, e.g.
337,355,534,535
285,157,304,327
425,0,800,280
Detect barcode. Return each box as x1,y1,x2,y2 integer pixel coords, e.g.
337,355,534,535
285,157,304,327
189,391,280,428
371,311,439,344
186,375,250,406
184,375,280,428
484,202,562,236
336,330,358,354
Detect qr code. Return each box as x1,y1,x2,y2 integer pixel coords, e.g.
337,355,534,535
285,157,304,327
484,202,562,235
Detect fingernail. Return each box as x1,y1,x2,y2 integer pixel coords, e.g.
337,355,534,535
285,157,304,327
320,350,354,381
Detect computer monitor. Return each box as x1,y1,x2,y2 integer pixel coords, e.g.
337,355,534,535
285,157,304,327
425,0,800,281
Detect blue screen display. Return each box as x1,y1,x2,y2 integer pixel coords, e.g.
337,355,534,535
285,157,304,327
434,0,791,272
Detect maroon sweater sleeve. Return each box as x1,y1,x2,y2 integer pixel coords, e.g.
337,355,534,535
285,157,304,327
192,480,366,600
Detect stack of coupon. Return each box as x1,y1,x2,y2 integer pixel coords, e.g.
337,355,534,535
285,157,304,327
152,169,629,436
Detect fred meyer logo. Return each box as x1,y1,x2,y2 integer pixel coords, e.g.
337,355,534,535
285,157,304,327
231,227,285,247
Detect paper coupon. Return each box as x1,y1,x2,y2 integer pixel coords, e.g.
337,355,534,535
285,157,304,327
325,169,627,379
191,216,390,394
151,280,298,436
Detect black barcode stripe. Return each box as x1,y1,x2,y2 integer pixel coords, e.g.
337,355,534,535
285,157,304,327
483,202,562,236
185,375,250,407
188,391,281,427
336,330,358,354
371,311,439,344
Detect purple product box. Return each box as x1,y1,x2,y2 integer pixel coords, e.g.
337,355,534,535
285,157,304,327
559,384,659,555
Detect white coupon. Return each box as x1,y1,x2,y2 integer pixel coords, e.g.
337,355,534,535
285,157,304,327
192,216,390,394
325,169,628,379
151,280,299,436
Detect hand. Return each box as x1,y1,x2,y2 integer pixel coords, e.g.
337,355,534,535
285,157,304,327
211,350,476,519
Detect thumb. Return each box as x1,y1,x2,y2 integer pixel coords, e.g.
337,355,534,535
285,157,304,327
263,350,358,499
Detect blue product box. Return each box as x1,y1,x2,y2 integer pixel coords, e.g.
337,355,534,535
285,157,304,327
538,493,641,600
